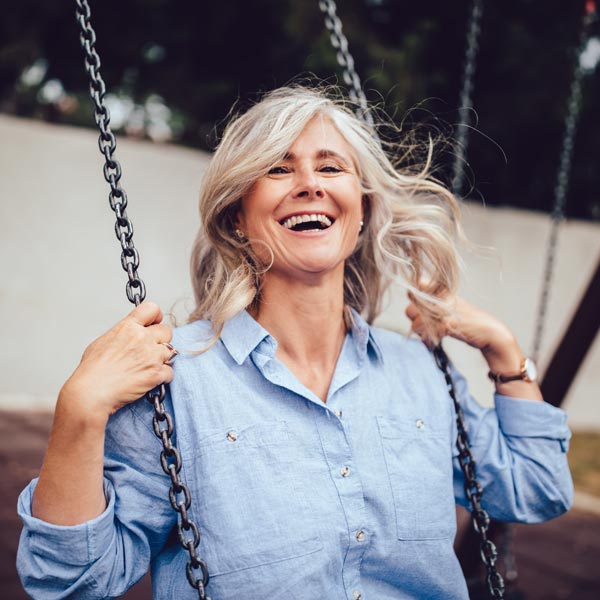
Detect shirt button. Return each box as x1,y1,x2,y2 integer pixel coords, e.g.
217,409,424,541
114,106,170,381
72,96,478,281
355,530,366,542
416,418,425,429
334,409,343,418
340,466,351,477
353,591,362,600
226,431,238,442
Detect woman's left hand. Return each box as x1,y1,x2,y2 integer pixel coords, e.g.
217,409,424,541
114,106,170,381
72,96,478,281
406,296,514,355
406,296,542,400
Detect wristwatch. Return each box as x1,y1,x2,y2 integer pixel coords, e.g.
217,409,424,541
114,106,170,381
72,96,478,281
488,357,538,384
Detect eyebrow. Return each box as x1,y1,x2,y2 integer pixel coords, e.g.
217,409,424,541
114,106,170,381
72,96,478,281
282,149,352,166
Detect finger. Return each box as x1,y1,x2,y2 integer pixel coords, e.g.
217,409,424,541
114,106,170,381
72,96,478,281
159,342,179,365
409,314,425,336
409,314,441,348
405,303,419,321
160,365,175,384
444,314,460,338
413,279,432,293
145,364,175,392
148,323,173,344
129,301,163,327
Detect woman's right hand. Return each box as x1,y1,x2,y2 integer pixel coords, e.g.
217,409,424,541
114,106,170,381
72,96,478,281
60,301,175,423
32,301,175,525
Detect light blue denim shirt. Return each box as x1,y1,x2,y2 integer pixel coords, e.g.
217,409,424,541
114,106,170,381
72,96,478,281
17,309,573,600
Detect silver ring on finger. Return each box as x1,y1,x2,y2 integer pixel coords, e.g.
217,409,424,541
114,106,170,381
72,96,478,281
160,342,179,365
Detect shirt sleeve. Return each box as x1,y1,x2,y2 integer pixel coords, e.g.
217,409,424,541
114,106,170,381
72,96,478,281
16,392,178,599
449,363,573,523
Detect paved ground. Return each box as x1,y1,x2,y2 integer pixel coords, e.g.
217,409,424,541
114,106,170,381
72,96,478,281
2,410,599,599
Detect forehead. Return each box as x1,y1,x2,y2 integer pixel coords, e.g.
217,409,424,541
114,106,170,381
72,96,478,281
287,115,355,160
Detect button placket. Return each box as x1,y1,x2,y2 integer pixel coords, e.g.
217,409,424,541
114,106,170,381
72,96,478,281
315,394,368,600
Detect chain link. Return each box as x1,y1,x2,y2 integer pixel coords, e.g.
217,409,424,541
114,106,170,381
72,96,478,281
74,1,210,597
75,0,145,306
318,0,374,126
148,387,211,597
434,347,505,599
531,4,597,363
451,0,484,197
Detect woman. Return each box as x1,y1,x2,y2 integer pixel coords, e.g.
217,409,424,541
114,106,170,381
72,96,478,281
17,86,572,599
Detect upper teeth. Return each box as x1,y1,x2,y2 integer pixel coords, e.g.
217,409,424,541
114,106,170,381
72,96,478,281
281,214,333,229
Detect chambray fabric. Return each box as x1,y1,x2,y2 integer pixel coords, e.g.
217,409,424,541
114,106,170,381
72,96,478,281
17,309,573,600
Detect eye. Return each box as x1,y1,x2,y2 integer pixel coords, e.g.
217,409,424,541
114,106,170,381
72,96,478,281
267,165,290,175
319,164,343,173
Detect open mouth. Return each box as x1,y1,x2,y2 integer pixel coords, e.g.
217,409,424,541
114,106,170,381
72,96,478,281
279,213,334,232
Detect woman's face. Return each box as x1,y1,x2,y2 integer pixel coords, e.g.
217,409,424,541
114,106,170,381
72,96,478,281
237,116,363,283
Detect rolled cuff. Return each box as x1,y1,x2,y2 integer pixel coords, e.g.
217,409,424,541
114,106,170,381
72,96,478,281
17,477,116,566
494,394,571,445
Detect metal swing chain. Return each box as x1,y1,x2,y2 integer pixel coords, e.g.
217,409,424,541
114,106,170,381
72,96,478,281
74,1,210,597
434,348,505,599
451,1,515,591
318,0,374,126
451,0,484,197
531,2,598,364
318,2,503,597
506,4,597,585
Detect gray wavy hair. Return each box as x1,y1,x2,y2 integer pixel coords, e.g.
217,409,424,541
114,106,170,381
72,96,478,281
189,85,462,344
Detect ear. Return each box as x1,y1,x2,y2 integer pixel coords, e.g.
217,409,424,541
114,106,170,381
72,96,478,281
231,201,246,231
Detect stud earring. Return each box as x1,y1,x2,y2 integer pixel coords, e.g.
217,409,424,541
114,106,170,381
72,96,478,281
235,228,245,239
359,220,364,232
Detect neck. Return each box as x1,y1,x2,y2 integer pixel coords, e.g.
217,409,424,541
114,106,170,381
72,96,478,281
253,270,348,401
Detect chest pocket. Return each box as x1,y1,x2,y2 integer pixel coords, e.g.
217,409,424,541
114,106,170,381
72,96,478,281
377,415,456,540
181,420,322,576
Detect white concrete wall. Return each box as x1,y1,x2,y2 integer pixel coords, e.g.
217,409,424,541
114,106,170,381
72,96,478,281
1,115,598,429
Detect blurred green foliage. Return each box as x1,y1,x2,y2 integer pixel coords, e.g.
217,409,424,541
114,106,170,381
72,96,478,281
0,0,598,220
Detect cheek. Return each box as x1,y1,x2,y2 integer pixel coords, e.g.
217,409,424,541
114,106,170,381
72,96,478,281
345,188,364,219
239,185,280,229
238,199,263,231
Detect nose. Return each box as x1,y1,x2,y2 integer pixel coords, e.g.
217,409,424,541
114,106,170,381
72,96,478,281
293,168,324,200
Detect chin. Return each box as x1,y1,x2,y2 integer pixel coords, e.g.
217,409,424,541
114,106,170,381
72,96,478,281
288,259,345,279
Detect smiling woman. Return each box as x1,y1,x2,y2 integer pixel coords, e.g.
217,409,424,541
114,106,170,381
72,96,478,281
17,85,573,600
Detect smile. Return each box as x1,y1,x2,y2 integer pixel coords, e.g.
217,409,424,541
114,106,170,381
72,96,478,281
280,213,334,232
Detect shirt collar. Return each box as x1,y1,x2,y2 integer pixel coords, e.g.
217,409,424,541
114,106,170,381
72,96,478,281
348,307,384,363
220,310,275,365
219,307,383,366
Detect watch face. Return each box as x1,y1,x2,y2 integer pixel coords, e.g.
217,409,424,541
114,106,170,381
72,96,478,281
524,358,538,382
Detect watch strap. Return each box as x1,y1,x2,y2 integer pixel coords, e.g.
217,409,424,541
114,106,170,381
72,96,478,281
488,358,537,384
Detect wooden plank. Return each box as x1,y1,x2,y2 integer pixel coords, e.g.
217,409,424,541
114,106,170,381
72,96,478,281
541,258,600,407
